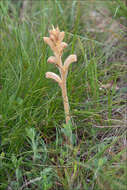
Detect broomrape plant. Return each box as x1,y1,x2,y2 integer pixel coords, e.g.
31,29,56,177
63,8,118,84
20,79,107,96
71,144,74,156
43,26,77,124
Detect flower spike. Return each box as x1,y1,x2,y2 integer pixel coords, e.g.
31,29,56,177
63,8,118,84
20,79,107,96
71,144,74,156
43,26,77,124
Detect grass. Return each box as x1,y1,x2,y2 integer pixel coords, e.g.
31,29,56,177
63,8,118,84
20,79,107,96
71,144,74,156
0,0,127,189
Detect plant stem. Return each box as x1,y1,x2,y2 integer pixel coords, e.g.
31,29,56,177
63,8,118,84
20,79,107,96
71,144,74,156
58,56,70,124
61,70,70,124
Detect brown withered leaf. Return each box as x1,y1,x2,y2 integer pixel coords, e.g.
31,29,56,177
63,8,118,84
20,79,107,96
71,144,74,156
100,81,119,90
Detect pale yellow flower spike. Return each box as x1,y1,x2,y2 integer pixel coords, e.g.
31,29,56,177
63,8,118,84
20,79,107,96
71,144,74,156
43,26,77,124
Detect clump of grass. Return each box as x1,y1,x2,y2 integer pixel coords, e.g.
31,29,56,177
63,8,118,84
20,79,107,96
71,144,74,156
0,1,126,190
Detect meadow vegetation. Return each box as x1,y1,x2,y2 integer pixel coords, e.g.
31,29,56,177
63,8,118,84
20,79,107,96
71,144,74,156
0,0,127,189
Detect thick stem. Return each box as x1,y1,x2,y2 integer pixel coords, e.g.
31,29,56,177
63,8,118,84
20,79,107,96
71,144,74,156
55,54,70,123
61,71,70,124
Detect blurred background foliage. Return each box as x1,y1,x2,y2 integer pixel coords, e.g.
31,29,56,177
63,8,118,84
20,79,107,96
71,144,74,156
0,0,127,190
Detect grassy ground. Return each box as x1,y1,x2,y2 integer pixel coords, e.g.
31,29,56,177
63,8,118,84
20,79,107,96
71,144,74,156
0,0,127,189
